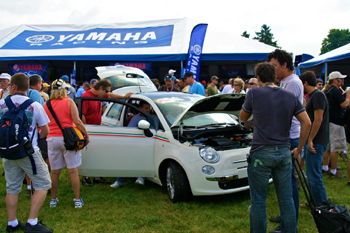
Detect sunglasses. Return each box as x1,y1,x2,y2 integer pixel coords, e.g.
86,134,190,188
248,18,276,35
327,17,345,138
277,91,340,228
233,84,240,86
248,83,256,85
104,89,110,93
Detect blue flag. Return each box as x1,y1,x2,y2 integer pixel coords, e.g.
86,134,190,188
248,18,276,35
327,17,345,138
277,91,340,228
185,24,208,81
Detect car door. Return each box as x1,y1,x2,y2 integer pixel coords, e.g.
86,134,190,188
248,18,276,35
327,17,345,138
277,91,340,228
77,98,156,178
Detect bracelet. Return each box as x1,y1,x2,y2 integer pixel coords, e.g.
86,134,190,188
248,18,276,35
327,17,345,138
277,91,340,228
347,96,350,99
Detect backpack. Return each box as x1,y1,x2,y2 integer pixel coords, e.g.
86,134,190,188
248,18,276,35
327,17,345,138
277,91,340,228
0,96,37,174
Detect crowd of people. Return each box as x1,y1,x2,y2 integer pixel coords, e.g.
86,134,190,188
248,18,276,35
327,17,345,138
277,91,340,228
1,48,350,232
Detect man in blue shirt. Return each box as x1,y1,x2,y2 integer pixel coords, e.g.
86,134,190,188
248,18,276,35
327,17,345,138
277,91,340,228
28,75,44,106
183,72,205,96
76,82,85,97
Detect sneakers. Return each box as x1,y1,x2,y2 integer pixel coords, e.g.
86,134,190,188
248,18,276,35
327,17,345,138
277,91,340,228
82,177,93,187
50,198,59,208
339,151,348,162
269,216,281,223
110,180,126,188
6,221,25,232
74,198,84,208
269,225,282,233
329,171,346,179
135,177,145,185
93,177,111,184
24,221,53,233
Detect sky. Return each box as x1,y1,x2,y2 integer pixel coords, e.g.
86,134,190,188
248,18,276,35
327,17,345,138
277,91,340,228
0,0,349,58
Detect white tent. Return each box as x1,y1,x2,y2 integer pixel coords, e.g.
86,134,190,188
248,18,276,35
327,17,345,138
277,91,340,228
299,42,350,68
0,18,276,62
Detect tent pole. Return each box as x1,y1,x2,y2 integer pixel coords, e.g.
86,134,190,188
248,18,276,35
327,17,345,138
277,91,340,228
325,62,328,82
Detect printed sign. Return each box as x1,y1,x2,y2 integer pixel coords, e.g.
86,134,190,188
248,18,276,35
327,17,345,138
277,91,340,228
2,25,174,50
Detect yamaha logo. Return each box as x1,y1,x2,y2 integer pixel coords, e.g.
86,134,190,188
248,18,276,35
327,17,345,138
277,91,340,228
26,35,55,45
193,44,202,56
13,64,20,71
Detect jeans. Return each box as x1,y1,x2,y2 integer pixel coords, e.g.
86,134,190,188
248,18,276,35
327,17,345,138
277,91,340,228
305,143,328,206
248,146,296,233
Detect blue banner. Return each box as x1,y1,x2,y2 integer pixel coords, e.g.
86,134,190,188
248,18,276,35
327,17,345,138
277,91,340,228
185,24,208,81
8,63,48,82
2,25,174,50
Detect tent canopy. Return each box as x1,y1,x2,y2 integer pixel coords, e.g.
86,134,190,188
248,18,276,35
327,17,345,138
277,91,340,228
0,18,276,62
299,42,350,68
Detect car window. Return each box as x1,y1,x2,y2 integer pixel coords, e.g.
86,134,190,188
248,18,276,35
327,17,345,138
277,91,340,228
105,103,123,120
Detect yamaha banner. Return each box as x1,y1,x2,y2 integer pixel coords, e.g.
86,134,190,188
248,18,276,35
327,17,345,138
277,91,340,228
185,24,208,81
8,63,49,82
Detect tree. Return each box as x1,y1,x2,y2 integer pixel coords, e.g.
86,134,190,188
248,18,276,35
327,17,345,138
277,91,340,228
320,29,350,54
253,24,279,48
241,31,250,38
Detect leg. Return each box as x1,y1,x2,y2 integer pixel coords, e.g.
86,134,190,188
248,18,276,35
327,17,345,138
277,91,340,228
247,151,272,233
305,144,328,206
330,151,338,170
323,149,330,167
67,168,80,200
6,194,19,222
50,169,61,200
272,150,296,233
28,190,48,219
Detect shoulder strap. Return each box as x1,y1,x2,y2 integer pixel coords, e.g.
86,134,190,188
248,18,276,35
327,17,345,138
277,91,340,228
4,97,34,112
46,100,64,132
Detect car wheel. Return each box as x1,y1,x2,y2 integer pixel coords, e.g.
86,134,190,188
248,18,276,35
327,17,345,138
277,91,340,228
166,162,192,203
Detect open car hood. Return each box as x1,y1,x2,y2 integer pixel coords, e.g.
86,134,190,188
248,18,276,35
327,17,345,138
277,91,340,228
171,93,247,128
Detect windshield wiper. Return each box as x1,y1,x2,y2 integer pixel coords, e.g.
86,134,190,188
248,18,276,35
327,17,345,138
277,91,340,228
197,123,236,128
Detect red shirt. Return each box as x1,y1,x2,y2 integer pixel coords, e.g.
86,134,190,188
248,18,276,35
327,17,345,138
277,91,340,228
81,90,108,125
44,98,76,138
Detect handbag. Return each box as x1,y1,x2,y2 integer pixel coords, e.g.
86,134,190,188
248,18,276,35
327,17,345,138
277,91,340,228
47,100,87,151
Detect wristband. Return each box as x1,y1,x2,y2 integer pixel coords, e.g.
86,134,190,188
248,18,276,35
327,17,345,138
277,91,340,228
347,96,350,99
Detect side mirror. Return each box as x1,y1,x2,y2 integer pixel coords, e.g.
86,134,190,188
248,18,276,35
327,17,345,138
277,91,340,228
138,120,153,137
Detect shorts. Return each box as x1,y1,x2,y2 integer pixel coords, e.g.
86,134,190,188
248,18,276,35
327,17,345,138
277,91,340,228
3,151,51,194
47,136,82,170
328,123,347,152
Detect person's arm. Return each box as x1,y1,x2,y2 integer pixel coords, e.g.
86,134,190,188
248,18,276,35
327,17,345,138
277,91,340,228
108,92,133,100
69,99,90,144
308,109,324,153
340,90,350,108
81,114,86,124
240,110,251,122
291,111,311,157
39,124,49,139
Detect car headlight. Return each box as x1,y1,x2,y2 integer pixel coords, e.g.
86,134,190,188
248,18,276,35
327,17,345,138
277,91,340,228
199,147,220,163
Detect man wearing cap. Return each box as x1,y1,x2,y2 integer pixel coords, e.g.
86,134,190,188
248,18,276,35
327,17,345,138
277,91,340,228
322,71,350,179
158,75,180,92
183,72,205,96
207,76,219,96
61,75,76,101
316,79,324,90
168,69,177,85
0,73,11,99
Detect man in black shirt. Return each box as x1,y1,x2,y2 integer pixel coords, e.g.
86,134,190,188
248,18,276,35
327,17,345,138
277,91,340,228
323,71,350,178
300,71,329,205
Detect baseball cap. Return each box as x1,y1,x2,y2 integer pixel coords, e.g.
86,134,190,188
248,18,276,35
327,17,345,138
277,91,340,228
164,74,173,81
328,71,347,80
61,75,69,81
201,80,207,85
42,83,50,88
52,79,67,90
90,78,98,85
168,69,176,74
0,73,11,80
183,72,194,79
211,76,219,81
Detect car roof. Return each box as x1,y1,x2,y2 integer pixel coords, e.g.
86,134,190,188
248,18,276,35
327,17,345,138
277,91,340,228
134,91,205,100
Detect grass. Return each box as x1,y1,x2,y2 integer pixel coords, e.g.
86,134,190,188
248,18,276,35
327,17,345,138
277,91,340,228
1,160,350,232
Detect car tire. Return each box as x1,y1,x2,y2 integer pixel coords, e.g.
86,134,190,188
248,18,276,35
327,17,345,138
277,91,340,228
166,162,192,203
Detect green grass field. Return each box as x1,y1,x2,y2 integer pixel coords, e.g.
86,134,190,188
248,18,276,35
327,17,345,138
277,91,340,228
1,160,350,233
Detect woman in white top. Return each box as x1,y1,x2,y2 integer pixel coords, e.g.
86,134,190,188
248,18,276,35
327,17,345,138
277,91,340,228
230,77,246,94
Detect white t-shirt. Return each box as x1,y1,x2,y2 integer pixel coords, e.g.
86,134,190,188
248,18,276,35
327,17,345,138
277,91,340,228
0,94,50,152
221,84,233,94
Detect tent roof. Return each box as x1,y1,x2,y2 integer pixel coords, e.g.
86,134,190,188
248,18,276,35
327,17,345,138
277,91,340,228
299,43,350,68
0,18,276,62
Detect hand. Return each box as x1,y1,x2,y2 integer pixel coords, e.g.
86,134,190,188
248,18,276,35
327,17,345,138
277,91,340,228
291,148,301,159
124,92,133,99
308,140,316,154
85,135,90,144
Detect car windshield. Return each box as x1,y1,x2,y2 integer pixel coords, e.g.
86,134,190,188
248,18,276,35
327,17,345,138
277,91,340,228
152,96,239,127
104,74,155,92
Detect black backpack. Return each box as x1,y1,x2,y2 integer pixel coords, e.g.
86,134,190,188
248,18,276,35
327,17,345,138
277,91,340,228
0,96,37,174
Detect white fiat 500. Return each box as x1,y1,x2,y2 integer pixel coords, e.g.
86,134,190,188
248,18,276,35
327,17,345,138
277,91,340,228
77,66,252,202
